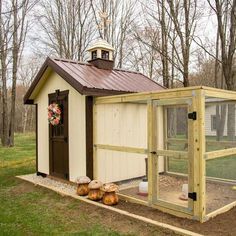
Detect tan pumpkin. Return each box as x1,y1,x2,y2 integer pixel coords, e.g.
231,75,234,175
102,192,119,205
101,183,119,205
76,176,91,196
88,180,103,201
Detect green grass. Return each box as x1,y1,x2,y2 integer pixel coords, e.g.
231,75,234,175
0,133,129,236
167,136,236,180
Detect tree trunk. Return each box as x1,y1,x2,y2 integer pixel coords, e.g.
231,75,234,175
227,104,235,141
8,0,18,147
216,104,226,141
0,1,9,146
22,106,29,133
1,65,8,146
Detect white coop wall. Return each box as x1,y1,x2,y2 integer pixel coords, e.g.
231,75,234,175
34,71,86,182
94,102,164,183
205,105,236,136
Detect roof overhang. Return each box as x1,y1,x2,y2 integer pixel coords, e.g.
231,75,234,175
24,57,132,104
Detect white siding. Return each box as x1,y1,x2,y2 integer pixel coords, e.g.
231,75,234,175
205,105,229,136
34,71,86,182
94,103,164,183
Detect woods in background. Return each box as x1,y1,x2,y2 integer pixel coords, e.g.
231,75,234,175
1,0,236,146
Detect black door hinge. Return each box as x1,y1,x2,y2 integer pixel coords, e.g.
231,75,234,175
150,151,157,154
188,192,197,201
188,112,197,120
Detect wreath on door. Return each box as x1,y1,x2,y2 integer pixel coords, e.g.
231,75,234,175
47,103,61,126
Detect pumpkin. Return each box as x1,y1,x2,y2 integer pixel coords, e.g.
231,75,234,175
101,183,119,205
88,180,103,201
76,176,91,196
102,192,119,205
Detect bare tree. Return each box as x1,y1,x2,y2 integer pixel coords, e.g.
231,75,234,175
0,0,10,146
0,0,32,146
208,0,236,140
36,0,95,61
8,0,31,146
167,0,198,87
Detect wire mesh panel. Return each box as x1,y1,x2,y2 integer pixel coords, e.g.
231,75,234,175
166,106,189,174
205,97,236,214
157,104,190,210
205,97,236,152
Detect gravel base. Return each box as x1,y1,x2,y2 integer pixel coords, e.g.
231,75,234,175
17,173,77,196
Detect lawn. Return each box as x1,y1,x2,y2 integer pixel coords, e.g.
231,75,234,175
0,133,170,236
167,137,236,180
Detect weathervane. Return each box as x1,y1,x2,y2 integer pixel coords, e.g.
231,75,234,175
98,11,112,41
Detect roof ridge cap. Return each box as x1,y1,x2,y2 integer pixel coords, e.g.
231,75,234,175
50,57,92,66
113,67,142,75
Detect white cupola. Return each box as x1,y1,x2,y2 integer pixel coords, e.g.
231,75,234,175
87,39,115,70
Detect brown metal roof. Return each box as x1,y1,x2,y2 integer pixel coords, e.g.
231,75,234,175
24,57,165,104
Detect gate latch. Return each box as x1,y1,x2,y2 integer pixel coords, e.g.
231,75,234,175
188,111,197,120
188,192,197,201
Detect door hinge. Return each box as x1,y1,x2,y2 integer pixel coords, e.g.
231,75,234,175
65,173,69,179
188,111,197,120
150,151,157,154
188,192,197,201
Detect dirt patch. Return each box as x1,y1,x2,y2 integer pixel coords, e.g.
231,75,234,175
8,180,35,195
13,180,178,236
120,175,236,213
114,200,236,236
118,175,236,236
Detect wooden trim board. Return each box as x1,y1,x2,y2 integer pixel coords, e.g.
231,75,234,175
35,104,38,173
206,200,236,221
156,149,188,159
86,96,94,179
94,144,147,154
205,147,236,160
17,175,203,236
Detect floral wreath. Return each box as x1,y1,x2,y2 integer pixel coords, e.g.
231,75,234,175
47,103,61,126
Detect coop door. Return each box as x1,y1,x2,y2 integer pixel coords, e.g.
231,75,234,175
49,90,69,180
153,98,194,215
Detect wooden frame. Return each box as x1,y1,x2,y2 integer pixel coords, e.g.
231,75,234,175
86,96,94,179
94,144,147,154
93,86,236,223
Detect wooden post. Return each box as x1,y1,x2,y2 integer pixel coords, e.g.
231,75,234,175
188,89,206,221
188,90,199,218
196,90,206,222
93,103,98,179
147,100,158,205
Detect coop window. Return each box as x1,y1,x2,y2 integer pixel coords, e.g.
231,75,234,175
101,50,109,60
211,115,217,131
92,50,97,60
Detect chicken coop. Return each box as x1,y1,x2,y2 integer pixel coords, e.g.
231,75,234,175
93,86,236,222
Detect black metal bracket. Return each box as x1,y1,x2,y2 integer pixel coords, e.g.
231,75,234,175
188,111,197,120
188,192,197,201
37,172,47,178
